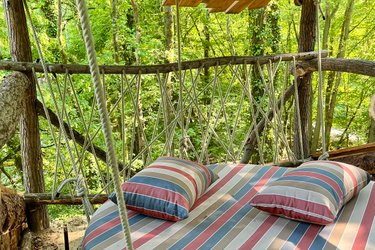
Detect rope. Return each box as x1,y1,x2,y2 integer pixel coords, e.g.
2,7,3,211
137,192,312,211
75,0,133,249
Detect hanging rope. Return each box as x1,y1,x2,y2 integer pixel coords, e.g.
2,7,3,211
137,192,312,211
75,0,133,249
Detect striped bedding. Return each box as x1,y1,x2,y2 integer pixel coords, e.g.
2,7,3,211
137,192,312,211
83,164,375,250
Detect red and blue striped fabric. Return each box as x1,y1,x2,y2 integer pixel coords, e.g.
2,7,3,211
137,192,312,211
109,156,217,221
83,163,375,250
250,161,371,225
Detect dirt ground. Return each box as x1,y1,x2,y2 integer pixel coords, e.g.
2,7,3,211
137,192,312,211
28,216,87,250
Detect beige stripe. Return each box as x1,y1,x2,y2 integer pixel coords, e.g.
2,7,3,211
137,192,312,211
154,165,263,249
212,208,260,249
150,160,206,196
93,231,124,250
131,216,155,232
136,171,195,206
267,220,299,249
322,194,359,250
89,201,118,226
269,180,339,210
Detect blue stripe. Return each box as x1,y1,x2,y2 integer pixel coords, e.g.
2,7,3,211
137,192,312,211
84,223,123,250
293,167,346,194
128,175,192,203
84,209,119,236
199,205,252,249
125,192,189,219
279,176,341,206
281,222,310,250
169,166,284,249
309,204,345,249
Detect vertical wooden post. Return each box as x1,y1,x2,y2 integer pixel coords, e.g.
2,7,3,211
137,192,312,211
294,0,317,158
3,0,49,232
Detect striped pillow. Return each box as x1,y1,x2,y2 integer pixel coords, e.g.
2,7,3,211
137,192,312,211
250,161,371,225
109,156,218,221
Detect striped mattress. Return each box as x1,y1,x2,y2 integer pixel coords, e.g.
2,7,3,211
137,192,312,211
83,164,375,250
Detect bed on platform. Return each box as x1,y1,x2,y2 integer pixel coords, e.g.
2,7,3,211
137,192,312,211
82,163,375,250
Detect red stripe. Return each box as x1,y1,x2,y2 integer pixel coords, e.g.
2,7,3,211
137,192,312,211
124,182,190,208
184,167,279,249
339,163,358,196
83,216,121,246
352,184,375,250
126,205,182,221
83,210,138,246
133,163,246,248
296,225,321,249
286,171,344,202
148,165,199,198
239,216,279,249
251,194,334,225
133,221,173,248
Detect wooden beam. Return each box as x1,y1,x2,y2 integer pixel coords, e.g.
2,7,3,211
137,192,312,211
24,193,109,205
312,143,375,159
0,51,327,75
295,58,375,77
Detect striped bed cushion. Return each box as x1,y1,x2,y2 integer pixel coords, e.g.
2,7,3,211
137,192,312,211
250,161,371,225
109,156,217,221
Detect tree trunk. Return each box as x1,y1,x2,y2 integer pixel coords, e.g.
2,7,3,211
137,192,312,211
163,6,174,156
111,0,120,63
130,0,147,164
4,0,49,232
311,1,339,153
0,73,30,148
57,0,67,64
325,0,355,149
294,0,316,159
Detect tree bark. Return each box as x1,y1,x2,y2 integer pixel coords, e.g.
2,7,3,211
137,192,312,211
0,72,30,148
294,0,316,159
0,51,327,75
0,184,27,249
3,0,49,232
163,6,174,156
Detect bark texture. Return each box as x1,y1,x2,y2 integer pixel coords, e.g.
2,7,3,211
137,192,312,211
294,0,316,159
0,72,30,148
4,0,49,232
0,185,27,250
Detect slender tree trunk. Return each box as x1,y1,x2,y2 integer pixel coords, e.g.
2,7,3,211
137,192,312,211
111,0,120,63
57,0,67,63
3,0,49,232
294,0,316,159
129,0,147,163
325,0,355,149
311,1,339,152
163,6,174,156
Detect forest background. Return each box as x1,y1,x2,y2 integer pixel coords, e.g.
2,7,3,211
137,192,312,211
0,0,375,218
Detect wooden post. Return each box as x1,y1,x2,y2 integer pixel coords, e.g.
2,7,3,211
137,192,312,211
294,0,317,159
3,0,49,232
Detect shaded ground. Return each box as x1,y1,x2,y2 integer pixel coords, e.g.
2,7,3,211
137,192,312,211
29,216,87,250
